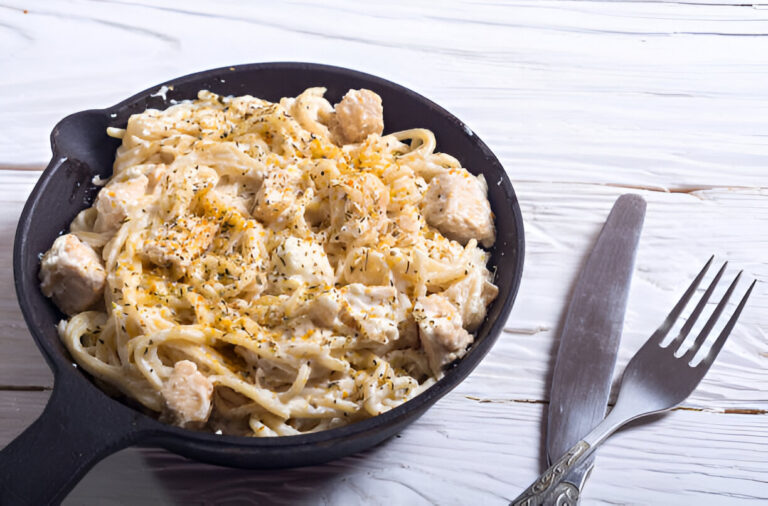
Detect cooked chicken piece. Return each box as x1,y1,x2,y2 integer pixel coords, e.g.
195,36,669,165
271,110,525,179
39,234,106,315
339,284,410,344
252,166,303,224
307,290,342,328
214,180,254,217
330,89,384,145
142,216,218,273
389,204,422,246
422,170,495,248
329,173,389,247
94,175,148,233
304,159,340,227
271,236,334,287
307,284,409,344
414,294,473,376
387,173,425,213
443,270,499,332
161,360,214,425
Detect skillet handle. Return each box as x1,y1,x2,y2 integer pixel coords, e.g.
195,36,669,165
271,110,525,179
0,377,150,505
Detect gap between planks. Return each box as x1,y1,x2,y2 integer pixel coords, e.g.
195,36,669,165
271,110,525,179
0,164,45,171
2,390,767,505
463,395,768,415
1,387,764,416
1,167,766,195
0,385,51,392
0,174,764,413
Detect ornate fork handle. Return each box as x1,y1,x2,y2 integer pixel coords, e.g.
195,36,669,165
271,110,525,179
511,440,591,506
547,482,581,506
512,258,756,506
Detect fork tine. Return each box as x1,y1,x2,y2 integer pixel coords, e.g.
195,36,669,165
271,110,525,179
667,262,727,348
649,255,714,345
683,271,742,360
699,279,756,367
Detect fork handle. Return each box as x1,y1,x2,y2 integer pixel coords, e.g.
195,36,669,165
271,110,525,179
546,482,581,506
511,440,592,506
512,397,636,506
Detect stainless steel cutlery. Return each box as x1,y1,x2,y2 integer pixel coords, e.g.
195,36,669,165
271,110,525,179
514,255,755,506
545,194,645,504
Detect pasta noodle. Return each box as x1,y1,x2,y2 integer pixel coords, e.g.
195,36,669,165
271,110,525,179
40,87,498,436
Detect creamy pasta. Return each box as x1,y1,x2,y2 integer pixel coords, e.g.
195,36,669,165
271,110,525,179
39,87,498,436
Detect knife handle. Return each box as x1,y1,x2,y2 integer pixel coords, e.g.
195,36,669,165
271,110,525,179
511,440,590,506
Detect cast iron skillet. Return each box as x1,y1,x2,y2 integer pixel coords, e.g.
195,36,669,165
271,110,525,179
0,62,524,505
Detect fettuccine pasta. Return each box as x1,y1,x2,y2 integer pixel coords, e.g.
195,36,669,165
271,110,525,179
39,87,498,436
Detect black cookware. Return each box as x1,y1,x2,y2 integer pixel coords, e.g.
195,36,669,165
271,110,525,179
1,63,524,505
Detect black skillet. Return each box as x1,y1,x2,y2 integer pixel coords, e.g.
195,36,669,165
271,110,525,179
0,63,525,505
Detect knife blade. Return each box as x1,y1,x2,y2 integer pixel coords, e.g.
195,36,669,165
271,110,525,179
545,193,646,504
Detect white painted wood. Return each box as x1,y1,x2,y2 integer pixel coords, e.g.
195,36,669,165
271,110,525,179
2,172,765,408
2,391,767,505
0,172,53,387
1,1,768,188
1,0,767,503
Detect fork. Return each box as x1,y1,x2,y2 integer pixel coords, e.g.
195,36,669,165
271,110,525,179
513,256,756,506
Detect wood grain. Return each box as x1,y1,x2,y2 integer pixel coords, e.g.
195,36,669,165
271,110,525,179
1,172,764,408
2,391,766,505
0,172,52,387
1,0,767,503
1,0,767,188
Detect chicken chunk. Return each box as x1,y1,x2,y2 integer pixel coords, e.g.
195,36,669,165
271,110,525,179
422,171,495,248
307,290,342,328
39,234,106,315
252,166,303,225
330,89,384,145
307,284,409,344
340,284,410,344
161,360,214,425
94,176,148,233
270,236,334,288
329,173,389,247
442,270,498,332
141,216,218,274
389,204,422,246
414,294,473,376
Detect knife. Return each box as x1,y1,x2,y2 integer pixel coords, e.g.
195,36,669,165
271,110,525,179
544,194,646,505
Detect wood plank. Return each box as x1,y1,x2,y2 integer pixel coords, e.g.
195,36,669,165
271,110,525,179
2,391,766,505
1,171,765,410
1,1,767,503
0,0,766,189
0,172,53,387
492,182,768,410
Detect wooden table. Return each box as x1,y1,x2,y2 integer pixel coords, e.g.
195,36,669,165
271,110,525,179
1,1,767,504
